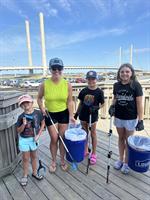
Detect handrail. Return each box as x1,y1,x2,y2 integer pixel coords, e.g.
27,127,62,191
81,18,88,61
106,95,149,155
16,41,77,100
72,82,150,119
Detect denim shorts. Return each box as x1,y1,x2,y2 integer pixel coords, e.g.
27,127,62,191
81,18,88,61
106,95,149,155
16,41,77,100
114,118,138,131
19,136,38,152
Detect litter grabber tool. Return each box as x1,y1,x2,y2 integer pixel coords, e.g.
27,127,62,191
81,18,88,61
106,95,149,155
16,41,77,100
86,113,92,174
46,111,78,170
24,114,46,176
106,115,113,183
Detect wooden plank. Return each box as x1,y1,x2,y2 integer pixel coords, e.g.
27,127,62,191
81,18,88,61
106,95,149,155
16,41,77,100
97,147,150,193
42,168,83,200
11,125,17,159
0,131,4,168
37,152,84,200
5,129,11,165
81,160,141,200
41,143,139,200
8,127,15,162
76,162,138,200
97,136,150,177
68,167,120,200
89,150,150,200
39,146,103,200
0,180,13,200
25,164,66,200
3,174,30,200
1,128,150,200
13,165,49,200
97,135,150,181
30,174,66,200
40,145,121,200
97,142,150,186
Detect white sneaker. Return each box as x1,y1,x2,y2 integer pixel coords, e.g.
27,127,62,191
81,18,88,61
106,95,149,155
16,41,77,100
121,163,130,174
114,160,123,170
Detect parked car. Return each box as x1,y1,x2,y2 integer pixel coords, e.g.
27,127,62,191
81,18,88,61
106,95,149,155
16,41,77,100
75,78,86,83
10,80,19,87
24,80,40,88
18,80,25,88
97,75,105,81
3,79,11,86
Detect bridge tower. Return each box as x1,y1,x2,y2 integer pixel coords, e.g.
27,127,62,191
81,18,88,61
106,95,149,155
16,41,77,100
119,46,122,67
39,12,47,76
130,44,133,65
25,20,33,74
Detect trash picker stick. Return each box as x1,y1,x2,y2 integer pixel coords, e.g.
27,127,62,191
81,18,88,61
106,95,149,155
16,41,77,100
106,116,113,183
46,111,77,169
24,114,46,175
86,113,92,174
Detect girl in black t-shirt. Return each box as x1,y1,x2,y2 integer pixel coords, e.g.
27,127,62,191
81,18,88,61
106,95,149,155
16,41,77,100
74,71,104,165
109,63,144,174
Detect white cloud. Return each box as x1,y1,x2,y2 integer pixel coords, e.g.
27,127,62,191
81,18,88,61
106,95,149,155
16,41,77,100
0,0,58,18
45,27,127,49
58,0,72,11
0,35,26,54
0,0,17,11
0,26,127,55
136,12,150,22
89,0,108,16
27,0,58,17
0,0,28,18
123,47,150,54
88,0,136,18
134,48,150,53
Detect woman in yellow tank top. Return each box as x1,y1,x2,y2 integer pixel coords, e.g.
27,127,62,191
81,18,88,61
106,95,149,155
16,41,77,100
37,58,75,172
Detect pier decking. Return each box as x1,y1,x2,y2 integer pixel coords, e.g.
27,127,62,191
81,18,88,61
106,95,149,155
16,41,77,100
0,130,150,200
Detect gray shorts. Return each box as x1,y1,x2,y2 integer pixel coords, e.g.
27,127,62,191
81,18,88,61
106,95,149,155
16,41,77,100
114,118,138,131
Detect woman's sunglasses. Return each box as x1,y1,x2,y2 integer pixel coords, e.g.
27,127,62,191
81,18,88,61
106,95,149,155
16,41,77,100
51,67,63,71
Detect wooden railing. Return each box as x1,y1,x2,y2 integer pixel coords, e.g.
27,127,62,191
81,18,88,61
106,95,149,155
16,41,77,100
72,82,150,119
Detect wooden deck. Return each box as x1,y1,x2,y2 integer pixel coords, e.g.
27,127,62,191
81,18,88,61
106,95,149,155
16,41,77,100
0,130,150,200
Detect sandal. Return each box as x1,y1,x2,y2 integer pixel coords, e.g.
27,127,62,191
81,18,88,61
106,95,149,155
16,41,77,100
90,154,97,165
32,173,43,180
60,163,68,171
20,176,28,186
49,164,57,173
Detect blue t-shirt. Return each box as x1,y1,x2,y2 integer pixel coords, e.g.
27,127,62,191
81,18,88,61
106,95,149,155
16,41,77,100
16,109,44,138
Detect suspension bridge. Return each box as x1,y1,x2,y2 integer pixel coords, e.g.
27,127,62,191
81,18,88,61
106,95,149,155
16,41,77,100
0,65,143,72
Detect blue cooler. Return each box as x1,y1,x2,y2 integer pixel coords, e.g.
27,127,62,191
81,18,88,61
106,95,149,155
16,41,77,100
65,127,87,163
128,135,150,173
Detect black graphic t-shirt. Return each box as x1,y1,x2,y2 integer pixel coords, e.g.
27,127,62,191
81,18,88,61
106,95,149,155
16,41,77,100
113,81,143,120
16,109,44,138
78,87,104,116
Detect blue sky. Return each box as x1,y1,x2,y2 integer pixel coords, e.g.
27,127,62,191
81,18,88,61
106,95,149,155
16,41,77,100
0,0,150,70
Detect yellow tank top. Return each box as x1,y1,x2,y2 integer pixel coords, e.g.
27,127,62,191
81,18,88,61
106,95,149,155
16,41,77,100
44,78,68,112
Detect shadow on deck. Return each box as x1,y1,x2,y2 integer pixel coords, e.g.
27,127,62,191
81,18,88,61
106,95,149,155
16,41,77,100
0,130,150,200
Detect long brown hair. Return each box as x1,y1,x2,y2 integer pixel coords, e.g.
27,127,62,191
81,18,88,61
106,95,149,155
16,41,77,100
117,63,137,82
117,63,137,88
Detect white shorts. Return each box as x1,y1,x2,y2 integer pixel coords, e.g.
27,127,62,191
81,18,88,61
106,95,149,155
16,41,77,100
114,118,138,131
